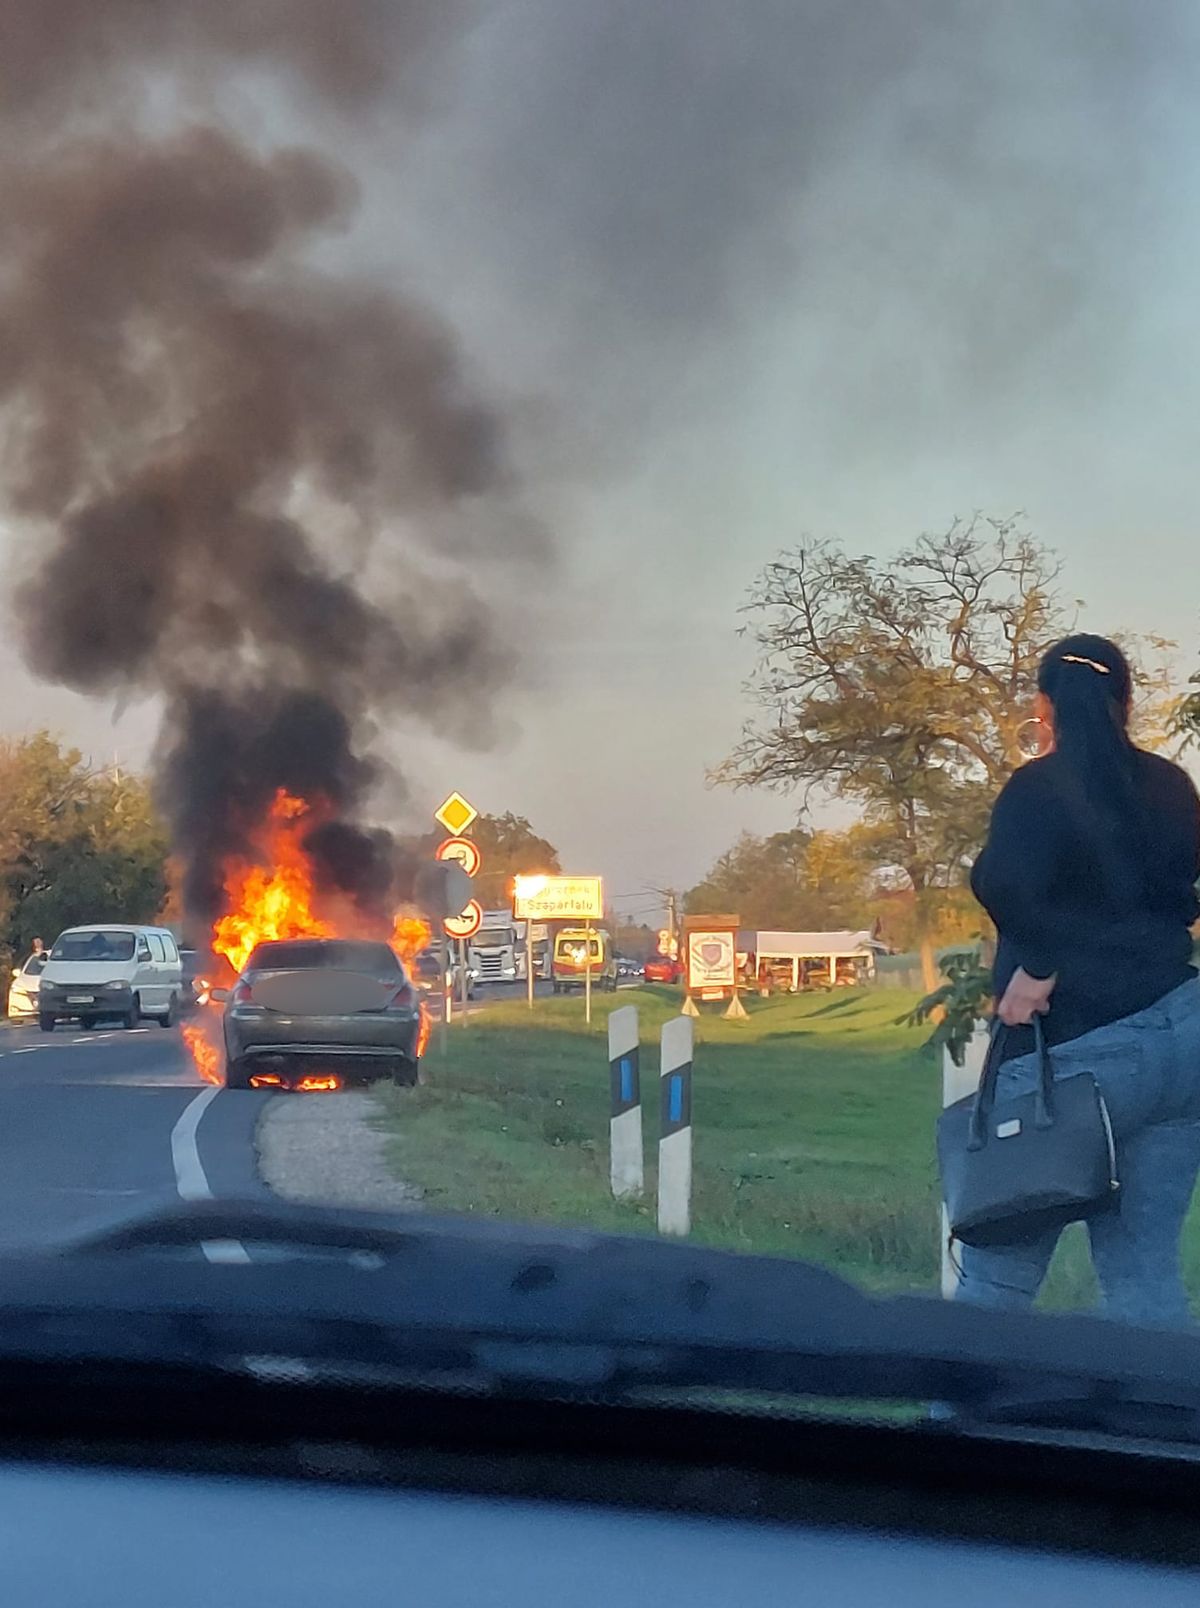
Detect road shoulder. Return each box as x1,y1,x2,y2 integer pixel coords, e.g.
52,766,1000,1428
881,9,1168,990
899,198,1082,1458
257,1089,422,1210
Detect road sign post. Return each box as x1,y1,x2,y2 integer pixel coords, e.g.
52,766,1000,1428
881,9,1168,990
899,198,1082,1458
513,876,604,1017
429,792,480,1052
526,921,535,1011
658,1016,693,1236
442,932,453,1042
608,1005,643,1200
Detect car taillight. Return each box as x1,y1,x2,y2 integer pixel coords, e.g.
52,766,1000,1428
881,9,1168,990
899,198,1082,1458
231,980,255,1006
388,983,417,1011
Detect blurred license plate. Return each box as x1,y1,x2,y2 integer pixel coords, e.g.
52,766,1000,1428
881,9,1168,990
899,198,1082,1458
68,995,95,1004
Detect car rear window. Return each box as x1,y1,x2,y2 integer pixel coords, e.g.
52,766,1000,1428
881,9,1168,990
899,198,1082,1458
246,939,401,975
51,931,136,962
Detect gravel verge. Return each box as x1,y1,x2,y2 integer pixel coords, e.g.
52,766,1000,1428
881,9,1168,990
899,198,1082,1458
256,1089,421,1210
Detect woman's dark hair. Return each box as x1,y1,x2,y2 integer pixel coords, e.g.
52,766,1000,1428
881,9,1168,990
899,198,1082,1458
1037,633,1148,886
1037,632,1133,769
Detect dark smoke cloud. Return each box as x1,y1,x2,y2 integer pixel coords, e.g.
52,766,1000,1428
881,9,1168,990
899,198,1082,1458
421,1,1195,439
0,2,539,934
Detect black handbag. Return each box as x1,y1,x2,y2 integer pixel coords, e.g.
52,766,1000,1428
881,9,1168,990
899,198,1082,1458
937,1017,1119,1249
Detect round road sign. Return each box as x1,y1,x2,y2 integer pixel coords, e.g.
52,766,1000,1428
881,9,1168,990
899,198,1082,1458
444,899,483,940
436,836,482,877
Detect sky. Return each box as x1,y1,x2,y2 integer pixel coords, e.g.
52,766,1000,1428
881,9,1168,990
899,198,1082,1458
4,3,1200,927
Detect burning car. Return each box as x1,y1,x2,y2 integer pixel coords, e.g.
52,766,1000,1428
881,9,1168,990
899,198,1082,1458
212,937,425,1091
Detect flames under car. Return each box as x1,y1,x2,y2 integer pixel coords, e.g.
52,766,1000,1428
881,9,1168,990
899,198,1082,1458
217,938,425,1090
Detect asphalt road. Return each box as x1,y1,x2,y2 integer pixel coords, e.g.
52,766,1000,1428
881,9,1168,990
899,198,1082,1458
0,978,631,1253
0,1021,269,1252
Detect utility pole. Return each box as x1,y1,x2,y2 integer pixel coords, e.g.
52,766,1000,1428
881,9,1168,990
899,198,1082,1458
645,886,680,955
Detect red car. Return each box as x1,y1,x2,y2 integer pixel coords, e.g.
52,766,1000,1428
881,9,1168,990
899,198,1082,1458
643,953,682,984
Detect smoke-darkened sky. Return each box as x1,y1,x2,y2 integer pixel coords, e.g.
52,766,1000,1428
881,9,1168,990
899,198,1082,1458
4,3,1199,919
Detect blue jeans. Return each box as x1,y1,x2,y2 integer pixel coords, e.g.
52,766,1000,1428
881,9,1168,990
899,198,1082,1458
957,976,1200,1327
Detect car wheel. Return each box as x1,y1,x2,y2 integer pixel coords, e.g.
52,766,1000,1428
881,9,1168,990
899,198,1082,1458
158,993,178,1029
81,1018,99,1031
123,996,140,1030
391,1057,418,1088
223,1056,252,1090
38,1014,55,1034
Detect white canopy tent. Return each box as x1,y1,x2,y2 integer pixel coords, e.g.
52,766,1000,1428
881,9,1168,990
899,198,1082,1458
738,930,884,991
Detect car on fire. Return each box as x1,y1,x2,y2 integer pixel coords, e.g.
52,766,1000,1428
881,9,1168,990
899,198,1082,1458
212,937,426,1091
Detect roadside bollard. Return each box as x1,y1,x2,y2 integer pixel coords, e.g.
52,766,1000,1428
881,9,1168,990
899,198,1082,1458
657,1016,694,1236
608,1005,643,1200
941,1023,989,1298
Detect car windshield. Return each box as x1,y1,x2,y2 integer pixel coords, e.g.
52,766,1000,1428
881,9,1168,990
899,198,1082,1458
246,940,401,975
4,1,1200,1469
51,932,136,962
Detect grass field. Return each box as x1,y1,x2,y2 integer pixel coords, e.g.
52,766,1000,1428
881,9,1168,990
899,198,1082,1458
374,985,1198,1306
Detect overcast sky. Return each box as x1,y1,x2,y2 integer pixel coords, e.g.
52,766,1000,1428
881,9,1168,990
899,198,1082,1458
5,3,1200,925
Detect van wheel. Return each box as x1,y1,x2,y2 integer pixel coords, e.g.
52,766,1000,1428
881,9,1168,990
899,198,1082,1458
38,1014,55,1034
123,996,140,1030
81,1018,98,1031
158,994,178,1029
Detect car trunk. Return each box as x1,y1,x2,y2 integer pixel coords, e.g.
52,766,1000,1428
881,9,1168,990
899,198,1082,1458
249,970,398,1015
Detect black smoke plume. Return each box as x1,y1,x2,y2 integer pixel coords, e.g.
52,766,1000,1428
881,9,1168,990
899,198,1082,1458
0,2,539,934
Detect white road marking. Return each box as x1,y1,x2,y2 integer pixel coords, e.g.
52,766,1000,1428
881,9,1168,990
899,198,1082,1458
11,1047,40,1055
171,1085,219,1201
170,1084,251,1266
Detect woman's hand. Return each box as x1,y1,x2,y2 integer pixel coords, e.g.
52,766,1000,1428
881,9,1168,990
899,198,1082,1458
996,967,1056,1027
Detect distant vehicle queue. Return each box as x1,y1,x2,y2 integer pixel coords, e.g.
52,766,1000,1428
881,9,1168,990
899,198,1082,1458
5,917,887,1033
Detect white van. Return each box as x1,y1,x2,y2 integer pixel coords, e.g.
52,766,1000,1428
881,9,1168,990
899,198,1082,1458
38,925,184,1032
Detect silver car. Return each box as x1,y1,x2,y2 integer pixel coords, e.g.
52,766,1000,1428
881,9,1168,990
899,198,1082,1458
216,938,424,1091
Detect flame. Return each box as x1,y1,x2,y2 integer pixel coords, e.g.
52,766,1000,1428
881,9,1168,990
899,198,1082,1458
391,913,432,967
213,790,333,975
182,1022,221,1086
294,1074,341,1093
416,999,431,1059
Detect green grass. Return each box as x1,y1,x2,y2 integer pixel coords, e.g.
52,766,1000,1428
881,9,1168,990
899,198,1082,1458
375,986,1200,1308
377,987,944,1293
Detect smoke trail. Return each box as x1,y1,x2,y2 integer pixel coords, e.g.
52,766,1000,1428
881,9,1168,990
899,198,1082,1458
0,2,538,930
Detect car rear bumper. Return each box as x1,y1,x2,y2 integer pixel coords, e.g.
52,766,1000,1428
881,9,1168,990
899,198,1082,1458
224,1008,421,1064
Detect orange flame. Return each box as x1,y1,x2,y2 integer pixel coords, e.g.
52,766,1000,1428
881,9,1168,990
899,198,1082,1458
182,1022,221,1086
213,790,333,975
294,1074,342,1093
391,913,432,967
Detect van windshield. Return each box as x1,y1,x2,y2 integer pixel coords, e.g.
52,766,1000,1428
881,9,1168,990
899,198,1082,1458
51,932,136,962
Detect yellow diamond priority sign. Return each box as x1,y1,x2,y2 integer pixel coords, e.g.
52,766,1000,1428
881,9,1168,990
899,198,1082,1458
434,790,478,836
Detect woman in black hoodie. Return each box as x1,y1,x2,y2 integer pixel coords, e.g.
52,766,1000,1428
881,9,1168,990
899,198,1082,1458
964,633,1200,1323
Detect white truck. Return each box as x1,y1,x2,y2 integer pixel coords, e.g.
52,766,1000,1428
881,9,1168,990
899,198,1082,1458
468,911,553,984
469,909,526,984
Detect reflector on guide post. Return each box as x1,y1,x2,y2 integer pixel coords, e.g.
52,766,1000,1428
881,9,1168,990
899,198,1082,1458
608,1005,643,1200
658,1016,693,1236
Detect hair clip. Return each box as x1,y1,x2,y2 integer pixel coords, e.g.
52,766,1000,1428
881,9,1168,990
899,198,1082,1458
1060,653,1111,675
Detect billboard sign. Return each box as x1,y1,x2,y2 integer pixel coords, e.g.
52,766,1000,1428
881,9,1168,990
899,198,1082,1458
513,875,604,921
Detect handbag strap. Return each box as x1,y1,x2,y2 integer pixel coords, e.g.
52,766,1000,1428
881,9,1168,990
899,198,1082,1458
967,1014,1053,1150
